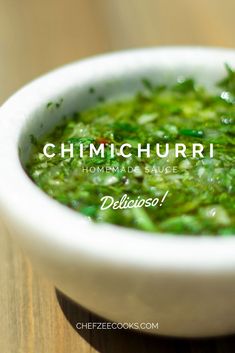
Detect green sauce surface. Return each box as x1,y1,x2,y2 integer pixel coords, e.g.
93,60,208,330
26,67,235,236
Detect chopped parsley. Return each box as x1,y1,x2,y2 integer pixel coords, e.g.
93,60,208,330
26,68,235,236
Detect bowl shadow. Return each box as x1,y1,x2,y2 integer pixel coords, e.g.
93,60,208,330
55,289,235,353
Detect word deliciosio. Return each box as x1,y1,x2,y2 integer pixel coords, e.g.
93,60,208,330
100,191,169,210
43,142,214,159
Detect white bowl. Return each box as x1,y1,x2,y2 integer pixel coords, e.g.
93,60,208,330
0,47,235,338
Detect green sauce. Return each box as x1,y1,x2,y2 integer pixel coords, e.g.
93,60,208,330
26,67,235,236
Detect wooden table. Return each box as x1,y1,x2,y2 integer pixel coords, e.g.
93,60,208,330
1,0,235,351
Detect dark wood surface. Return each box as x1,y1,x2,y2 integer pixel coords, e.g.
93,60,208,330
1,0,235,351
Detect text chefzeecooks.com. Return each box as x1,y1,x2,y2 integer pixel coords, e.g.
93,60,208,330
75,321,159,331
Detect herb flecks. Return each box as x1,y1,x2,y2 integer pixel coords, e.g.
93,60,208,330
27,68,235,236
46,98,63,110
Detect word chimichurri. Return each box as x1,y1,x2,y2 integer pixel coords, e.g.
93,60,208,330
26,66,235,235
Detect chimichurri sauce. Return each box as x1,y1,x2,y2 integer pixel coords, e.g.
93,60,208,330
26,66,235,235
